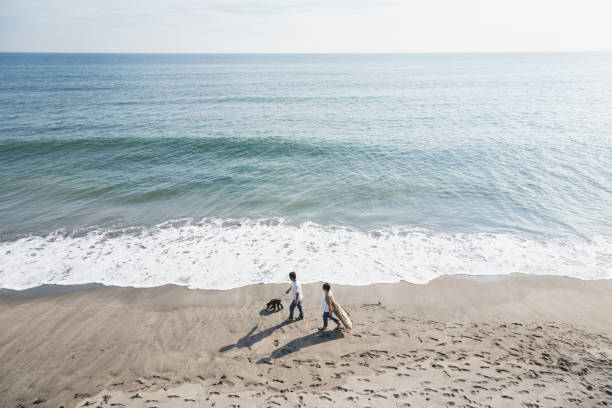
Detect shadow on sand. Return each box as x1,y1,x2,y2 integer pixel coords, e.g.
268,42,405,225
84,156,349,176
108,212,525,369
219,309,289,352
259,308,280,317
257,330,344,364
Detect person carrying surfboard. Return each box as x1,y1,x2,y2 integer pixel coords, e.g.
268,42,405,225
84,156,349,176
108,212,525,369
319,282,352,331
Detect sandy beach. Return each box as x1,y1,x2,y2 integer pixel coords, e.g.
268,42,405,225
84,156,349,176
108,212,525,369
0,274,611,407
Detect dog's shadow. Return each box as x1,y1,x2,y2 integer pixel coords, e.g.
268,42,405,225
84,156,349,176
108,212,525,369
259,308,279,317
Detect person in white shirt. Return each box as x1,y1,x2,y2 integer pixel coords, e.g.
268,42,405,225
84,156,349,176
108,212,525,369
319,282,341,331
285,271,304,321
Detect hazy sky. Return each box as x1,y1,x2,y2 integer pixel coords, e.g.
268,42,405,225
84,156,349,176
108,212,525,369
1,0,611,53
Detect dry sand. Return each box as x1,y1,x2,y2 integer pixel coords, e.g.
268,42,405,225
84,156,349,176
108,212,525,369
1,274,611,407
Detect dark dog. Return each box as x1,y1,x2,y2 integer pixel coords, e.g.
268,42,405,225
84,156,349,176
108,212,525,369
266,299,283,311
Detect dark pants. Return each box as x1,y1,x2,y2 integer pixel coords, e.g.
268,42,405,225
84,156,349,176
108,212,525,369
289,300,304,319
323,311,339,328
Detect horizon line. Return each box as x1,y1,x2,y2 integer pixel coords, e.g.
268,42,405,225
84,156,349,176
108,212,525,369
1,50,611,55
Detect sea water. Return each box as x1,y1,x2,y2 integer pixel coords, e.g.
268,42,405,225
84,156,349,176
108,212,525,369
1,53,611,289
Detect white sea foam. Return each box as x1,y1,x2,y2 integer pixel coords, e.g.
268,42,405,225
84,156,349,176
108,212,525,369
1,218,611,290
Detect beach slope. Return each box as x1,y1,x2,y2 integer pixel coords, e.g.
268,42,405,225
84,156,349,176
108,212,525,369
1,274,611,407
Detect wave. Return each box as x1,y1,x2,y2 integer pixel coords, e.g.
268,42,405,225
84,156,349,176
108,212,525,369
0,135,336,158
1,218,610,290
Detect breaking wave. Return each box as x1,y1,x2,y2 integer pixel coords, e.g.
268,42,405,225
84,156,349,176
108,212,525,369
1,218,610,290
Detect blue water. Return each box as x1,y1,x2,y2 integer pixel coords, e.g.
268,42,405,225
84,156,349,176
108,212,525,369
1,53,611,289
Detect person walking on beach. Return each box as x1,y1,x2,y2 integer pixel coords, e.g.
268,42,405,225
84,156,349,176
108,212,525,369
319,283,341,331
285,272,304,321
319,283,352,331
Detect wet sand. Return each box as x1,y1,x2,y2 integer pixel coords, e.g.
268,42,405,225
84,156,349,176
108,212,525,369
1,274,611,407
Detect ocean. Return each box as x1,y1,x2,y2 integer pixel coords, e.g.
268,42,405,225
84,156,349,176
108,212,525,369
1,52,611,290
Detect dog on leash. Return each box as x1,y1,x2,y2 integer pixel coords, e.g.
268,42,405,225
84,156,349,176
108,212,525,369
266,299,283,311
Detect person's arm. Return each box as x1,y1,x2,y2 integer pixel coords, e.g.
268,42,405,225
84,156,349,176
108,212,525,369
285,286,291,295
295,291,300,303
328,295,335,316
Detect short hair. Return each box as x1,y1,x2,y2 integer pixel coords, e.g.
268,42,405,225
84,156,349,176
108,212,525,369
289,272,296,279
323,282,331,291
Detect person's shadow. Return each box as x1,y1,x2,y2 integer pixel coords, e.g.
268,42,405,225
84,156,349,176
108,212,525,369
219,310,290,352
256,330,344,364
